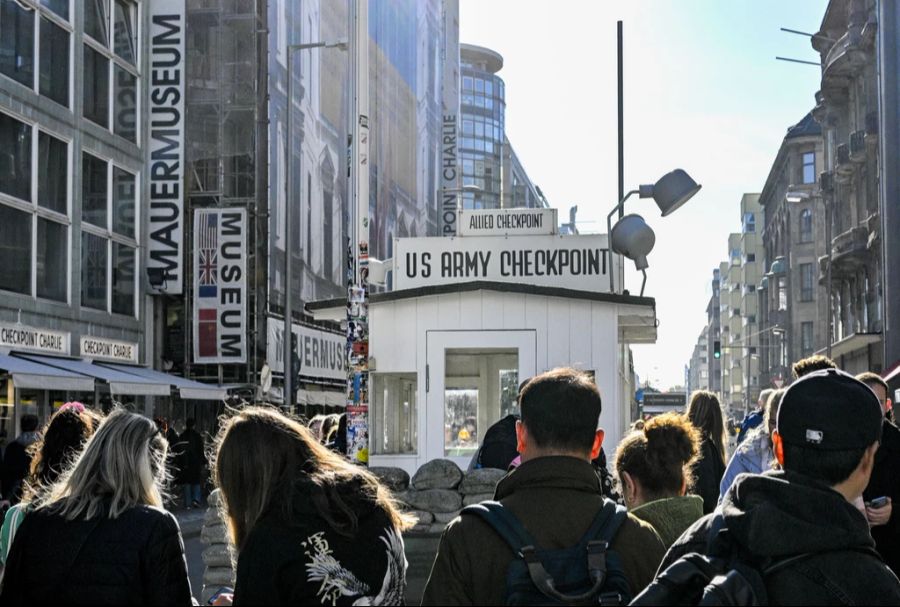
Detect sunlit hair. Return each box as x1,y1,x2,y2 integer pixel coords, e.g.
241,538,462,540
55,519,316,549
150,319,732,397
35,408,168,520
22,406,102,503
763,388,786,431
686,390,727,467
213,406,413,551
791,354,837,379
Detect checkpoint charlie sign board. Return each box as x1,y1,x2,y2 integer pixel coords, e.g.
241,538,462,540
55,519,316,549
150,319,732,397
458,208,557,237
394,234,613,292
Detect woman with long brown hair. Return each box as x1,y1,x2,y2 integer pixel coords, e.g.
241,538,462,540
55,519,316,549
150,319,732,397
685,390,728,514
212,406,413,606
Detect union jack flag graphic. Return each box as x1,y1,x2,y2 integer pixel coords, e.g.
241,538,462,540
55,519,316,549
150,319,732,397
198,212,218,298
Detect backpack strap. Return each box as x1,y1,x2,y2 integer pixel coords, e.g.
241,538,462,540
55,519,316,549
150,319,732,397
460,500,539,553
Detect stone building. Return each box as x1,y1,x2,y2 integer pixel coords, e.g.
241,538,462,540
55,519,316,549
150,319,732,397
758,113,829,388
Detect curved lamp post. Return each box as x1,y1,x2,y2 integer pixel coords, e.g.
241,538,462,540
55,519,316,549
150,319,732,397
607,169,702,295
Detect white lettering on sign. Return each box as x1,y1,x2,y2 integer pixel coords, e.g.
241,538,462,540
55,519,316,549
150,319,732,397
266,318,346,381
0,325,70,354
459,208,558,237
394,235,615,292
147,0,186,294
79,337,139,364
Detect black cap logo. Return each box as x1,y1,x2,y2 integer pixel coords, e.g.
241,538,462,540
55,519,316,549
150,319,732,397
806,429,824,444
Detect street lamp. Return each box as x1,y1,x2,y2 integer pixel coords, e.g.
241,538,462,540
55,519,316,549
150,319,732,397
606,169,702,295
283,39,348,411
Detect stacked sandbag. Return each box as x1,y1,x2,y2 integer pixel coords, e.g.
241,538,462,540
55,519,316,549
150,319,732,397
200,489,235,605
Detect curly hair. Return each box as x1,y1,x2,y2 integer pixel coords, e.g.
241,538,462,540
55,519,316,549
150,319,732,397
23,407,101,502
791,355,837,379
615,413,701,501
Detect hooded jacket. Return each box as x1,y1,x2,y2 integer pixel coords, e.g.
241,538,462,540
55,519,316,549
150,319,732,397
659,470,900,605
630,495,704,549
421,456,666,605
718,428,774,501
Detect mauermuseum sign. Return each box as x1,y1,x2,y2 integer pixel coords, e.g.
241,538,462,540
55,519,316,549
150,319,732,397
394,234,613,292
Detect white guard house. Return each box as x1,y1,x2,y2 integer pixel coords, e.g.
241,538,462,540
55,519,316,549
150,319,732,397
308,208,657,476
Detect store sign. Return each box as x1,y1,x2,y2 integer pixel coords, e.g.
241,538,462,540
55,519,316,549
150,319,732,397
459,208,557,237
266,318,346,381
147,0,186,294
394,234,613,292
193,208,247,364
0,324,70,355
440,0,460,236
80,337,139,364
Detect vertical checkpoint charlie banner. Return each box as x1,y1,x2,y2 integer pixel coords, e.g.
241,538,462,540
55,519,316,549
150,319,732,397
193,209,247,364
148,0,186,294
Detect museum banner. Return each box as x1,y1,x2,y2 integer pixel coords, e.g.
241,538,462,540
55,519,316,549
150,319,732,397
193,208,247,364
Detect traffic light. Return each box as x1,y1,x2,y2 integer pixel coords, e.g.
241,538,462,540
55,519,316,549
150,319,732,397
290,333,302,389
713,340,721,359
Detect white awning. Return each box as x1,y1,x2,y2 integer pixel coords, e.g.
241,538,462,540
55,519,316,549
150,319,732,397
16,354,170,396
297,388,346,407
0,353,95,392
96,363,228,401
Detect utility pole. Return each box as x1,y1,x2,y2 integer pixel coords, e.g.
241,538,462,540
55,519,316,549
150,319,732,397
346,0,371,463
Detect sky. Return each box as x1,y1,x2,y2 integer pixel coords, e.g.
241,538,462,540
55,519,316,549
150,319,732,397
460,0,826,390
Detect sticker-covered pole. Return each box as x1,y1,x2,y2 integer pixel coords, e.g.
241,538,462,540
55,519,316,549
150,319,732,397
346,0,371,464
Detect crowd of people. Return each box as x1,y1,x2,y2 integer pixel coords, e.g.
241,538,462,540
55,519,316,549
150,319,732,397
0,355,896,605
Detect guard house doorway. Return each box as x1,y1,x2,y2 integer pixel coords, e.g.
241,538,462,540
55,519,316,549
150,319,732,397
426,330,536,469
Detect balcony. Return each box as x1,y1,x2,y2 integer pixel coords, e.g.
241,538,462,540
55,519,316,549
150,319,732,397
835,143,854,183
819,170,835,194
849,130,867,163
831,225,869,275
822,28,868,100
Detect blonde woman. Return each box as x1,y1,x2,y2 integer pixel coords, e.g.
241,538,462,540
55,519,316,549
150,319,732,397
211,406,412,606
0,409,193,605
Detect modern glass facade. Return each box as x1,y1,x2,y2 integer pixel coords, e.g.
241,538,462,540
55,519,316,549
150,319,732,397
460,44,504,209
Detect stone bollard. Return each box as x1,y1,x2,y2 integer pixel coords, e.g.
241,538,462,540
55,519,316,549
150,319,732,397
200,489,235,605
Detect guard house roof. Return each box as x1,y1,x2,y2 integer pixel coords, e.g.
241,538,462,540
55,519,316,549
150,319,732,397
307,281,658,344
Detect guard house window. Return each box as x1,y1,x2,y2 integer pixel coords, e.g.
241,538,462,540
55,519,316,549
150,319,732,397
799,208,813,243
83,0,139,143
81,152,138,316
372,374,417,455
0,112,70,302
801,321,814,357
802,152,816,184
800,263,814,302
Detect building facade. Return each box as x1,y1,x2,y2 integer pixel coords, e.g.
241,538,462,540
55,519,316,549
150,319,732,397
0,0,150,433
758,113,829,388
812,0,885,374
687,325,709,393
706,268,722,395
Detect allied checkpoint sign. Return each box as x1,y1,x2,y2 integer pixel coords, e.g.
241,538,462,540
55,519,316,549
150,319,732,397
394,234,614,293
458,208,557,237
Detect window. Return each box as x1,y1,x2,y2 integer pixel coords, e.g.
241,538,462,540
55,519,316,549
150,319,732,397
83,0,139,142
39,17,69,107
0,112,31,201
111,241,134,315
1,1,72,108
746,253,756,263
112,167,134,238
81,231,107,310
743,212,755,233
799,208,813,243
800,263,814,302
82,152,107,227
0,114,70,302
802,152,816,184
777,276,788,311
372,373,417,455
0,204,32,294
801,321,814,357
0,0,35,88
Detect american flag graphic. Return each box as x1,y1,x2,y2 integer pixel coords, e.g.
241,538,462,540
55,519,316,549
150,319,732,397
198,212,218,299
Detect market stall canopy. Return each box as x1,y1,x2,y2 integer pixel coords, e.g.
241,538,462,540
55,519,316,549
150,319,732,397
15,354,170,396
96,363,228,401
0,352,94,392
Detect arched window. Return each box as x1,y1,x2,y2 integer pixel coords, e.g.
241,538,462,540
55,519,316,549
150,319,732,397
799,208,813,243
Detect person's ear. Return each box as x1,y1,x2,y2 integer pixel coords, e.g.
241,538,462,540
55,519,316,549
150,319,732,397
590,429,605,460
516,420,526,454
860,442,880,477
772,430,785,466
621,471,637,505
680,477,688,497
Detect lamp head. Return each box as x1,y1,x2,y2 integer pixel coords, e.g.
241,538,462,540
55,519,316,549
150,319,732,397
610,214,656,270
639,169,702,217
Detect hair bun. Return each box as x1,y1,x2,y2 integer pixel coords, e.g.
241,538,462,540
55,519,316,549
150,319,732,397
643,412,700,466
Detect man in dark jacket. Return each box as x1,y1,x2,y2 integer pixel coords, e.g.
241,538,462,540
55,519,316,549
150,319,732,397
858,371,900,575
422,368,666,605
178,418,205,509
655,369,900,605
1,415,40,505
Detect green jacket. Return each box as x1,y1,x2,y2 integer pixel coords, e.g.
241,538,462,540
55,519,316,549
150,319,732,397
630,495,704,549
421,456,666,605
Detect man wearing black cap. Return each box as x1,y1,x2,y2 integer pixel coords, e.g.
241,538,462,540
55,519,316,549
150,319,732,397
652,369,900,605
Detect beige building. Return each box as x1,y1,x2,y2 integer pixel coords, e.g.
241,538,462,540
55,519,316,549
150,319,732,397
811,0,885,374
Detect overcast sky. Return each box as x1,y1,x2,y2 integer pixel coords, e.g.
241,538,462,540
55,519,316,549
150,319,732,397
460,0,825,390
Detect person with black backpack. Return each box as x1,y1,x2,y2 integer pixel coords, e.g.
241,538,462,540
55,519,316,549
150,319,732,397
633,369,900,606
422,368,665,606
